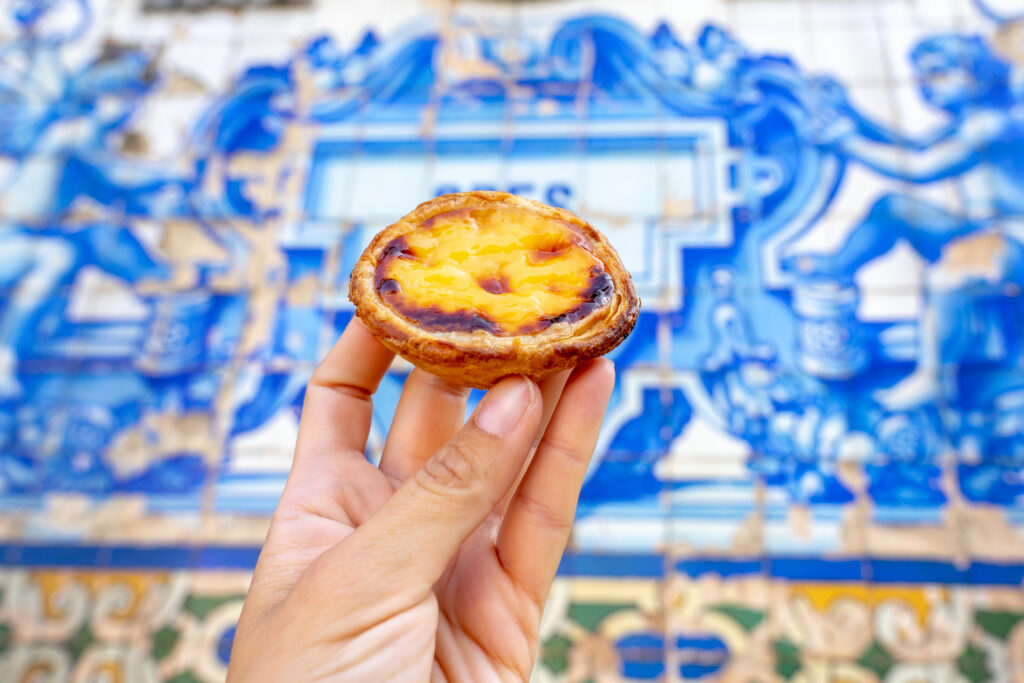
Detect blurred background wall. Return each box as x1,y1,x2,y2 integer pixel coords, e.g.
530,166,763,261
4,0,1024,680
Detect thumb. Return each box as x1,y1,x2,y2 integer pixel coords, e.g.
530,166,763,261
301,376,542,606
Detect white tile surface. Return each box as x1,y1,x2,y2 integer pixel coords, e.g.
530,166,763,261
808,0,878,28
312,0,440,45
163,40,240,92
657,0,730,38
892,82,950,134
809,26,888,85
878,23,928,86
729,23,815,68
726,0,809,28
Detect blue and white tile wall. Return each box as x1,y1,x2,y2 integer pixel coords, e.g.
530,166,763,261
5,0,1024,679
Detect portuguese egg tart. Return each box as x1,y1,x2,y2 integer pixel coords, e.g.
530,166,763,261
348,191,640,389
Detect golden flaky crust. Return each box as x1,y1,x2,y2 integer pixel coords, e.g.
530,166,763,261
349,191,640,389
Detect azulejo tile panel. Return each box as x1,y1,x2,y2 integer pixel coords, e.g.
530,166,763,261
4,0,1024,678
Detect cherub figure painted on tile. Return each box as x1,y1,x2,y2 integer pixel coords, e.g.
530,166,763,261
787,34,1024,412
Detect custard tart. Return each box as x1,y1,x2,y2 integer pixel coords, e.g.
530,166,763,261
348,191,639,389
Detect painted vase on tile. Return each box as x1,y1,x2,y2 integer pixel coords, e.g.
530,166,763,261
792,279,867,380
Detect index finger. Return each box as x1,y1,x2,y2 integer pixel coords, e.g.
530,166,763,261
294,316,395,463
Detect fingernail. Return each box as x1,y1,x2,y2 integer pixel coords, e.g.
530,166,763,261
476,376,533,437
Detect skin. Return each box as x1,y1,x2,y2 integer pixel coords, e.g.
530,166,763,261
227,317,616,682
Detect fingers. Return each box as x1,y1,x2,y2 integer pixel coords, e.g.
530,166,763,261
293,317,394,464
278,316,394,522
378,369,470,485
247,318,395,616
536,370,572,443
379,369,569,494
493,369,572,516
302,376,543,610
495,359,615,603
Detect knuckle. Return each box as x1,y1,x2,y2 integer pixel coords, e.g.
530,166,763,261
420,371,470,401
308,360,335,388
513,490,574,533
538,434,590,467
416,440,480,494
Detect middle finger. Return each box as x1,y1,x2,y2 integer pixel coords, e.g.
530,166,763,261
378,368,471,485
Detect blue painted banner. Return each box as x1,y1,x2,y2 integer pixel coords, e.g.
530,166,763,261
3,544,1024,586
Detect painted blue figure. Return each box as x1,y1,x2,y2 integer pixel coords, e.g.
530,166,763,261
786,35,1024,410
1,1,181,219
0,1,171,397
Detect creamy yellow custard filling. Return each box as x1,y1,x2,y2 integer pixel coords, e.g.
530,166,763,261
374,205,613,335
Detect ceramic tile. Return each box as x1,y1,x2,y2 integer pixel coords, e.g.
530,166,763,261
958,401,1024,563
158,7,243,44
892,81,956,134
162,39,241,94
579,368,669,541
666,483,763,557
532,585,578,682
945,359,1024,545
844,82,902,130
533,576,663,680
654,0,729,43
873,0,920,28
762,479,866,559
864,581,976,680
425,138,513,205
601,610,668,680
109,0,178,46
768,576,876,679
517,0,596,32
221,364,310,455
725,15,816,69
763,583,817,682
878,21,932,87
586,0,665,35
235,5,324,45
809,26,889,87
725,0,809,30
0,365,82,518
665,630,732,681
32,368,218,512
0,568,201,676
575,454,669,555
663,566,771,667
343,152,433,227
310,0,432,49
913,0,990,31
967,584,1024,680
127,94,211,163
6,0,1024,679
661,349,764,557
151,571,248,679
823,180,913,237
861,457,958,556
973,0,1024,24
807,0,879,29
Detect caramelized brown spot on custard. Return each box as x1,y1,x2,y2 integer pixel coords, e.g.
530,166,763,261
476,273,512,295
373,205,614,335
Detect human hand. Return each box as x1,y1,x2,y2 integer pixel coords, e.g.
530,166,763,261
227,318,615,682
